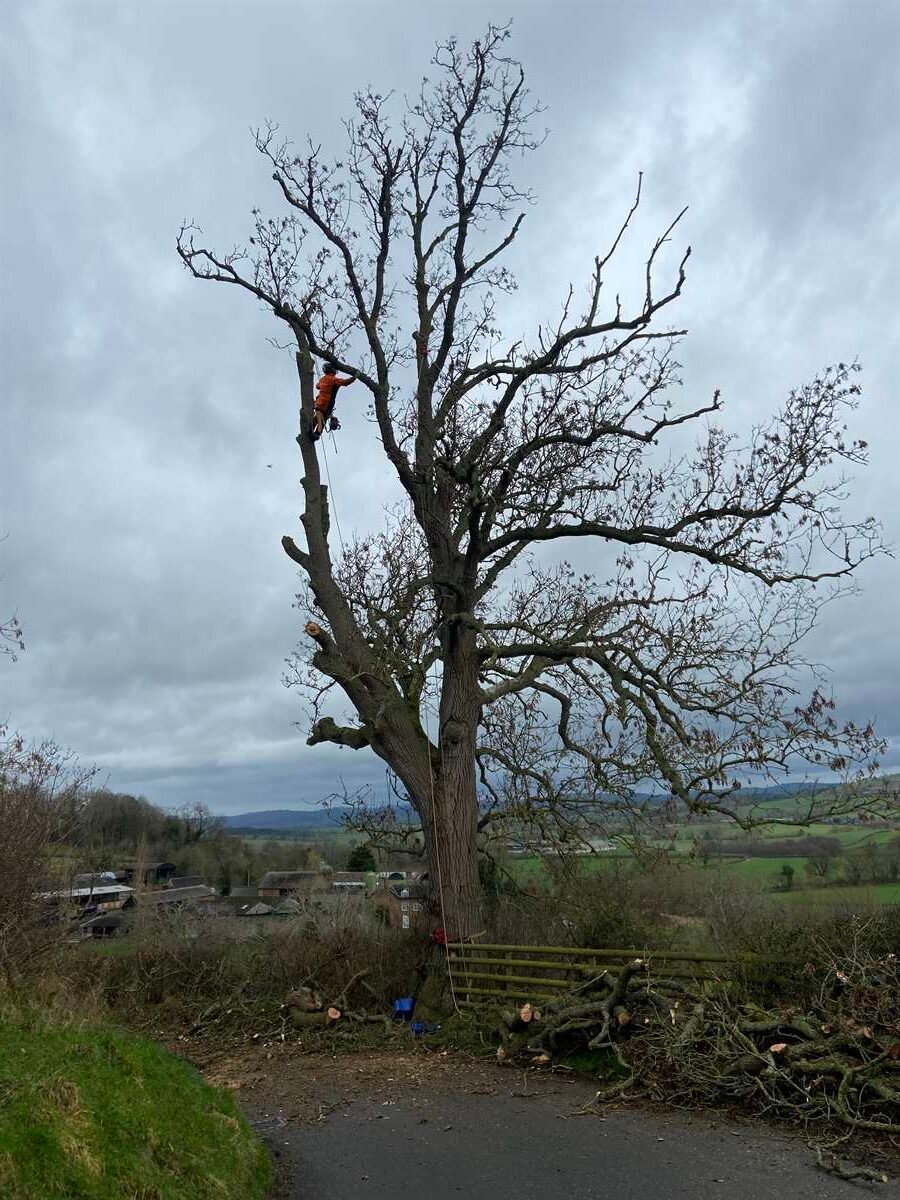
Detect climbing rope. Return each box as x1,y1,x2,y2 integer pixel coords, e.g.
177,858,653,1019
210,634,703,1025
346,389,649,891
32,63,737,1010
313,426,460,1011
424,661,462,1014
319,434,346,556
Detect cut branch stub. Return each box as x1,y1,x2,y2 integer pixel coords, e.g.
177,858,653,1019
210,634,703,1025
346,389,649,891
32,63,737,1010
307,717,371,750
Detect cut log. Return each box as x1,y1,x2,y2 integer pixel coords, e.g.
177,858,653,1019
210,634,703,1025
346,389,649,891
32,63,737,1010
290,1011,333,1030
287,986,323,1013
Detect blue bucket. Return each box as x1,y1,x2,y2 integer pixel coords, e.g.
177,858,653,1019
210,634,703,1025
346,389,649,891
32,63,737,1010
392,996,415,1021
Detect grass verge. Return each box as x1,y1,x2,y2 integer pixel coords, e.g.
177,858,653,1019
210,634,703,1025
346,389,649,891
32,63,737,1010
0,1005,271,1200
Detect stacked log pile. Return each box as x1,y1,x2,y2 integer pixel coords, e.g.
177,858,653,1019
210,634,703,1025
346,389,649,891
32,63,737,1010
495,954,900,1133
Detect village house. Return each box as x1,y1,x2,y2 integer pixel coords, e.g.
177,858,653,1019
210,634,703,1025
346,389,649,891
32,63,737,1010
371,881,429,930
300,889,374,926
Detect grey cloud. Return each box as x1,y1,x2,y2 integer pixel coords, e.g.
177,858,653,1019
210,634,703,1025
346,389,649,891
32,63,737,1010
3,0,898,813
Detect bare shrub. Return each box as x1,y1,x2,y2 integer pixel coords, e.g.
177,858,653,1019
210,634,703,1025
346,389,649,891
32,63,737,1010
57,916,428,1033
0,725,93,982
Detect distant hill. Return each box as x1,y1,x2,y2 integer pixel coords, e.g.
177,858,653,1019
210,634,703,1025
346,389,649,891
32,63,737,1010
635,782,830,808
222,808,350,832
221,778,891,834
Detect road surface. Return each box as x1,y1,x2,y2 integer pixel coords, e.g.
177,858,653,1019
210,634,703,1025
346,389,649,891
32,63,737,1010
236,1051,875,1199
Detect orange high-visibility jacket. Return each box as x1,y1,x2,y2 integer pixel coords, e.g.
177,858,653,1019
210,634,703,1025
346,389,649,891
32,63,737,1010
314,373,353,413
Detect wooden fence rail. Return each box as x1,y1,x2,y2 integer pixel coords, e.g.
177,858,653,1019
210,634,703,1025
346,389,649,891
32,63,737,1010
445,942,790,1006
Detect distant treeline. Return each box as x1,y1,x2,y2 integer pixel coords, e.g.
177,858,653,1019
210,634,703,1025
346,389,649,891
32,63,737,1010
63,790,362,890
702,836,843,859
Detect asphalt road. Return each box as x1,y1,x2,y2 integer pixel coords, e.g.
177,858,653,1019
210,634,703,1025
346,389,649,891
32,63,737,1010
252,1077,871,1199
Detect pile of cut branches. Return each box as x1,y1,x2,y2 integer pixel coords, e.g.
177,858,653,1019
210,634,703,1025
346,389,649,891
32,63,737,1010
495,953,900,1134
286,969,390,1031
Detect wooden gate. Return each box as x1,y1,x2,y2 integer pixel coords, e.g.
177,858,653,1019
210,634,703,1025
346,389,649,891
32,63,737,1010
445,942,762,1006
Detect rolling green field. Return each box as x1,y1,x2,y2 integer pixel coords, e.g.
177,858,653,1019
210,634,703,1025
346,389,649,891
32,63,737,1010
772,882,900,907
238,828,359,847
504,816,900,908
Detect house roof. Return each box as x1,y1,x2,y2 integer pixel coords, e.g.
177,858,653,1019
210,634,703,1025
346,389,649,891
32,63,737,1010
168,876,206,889
144,885,216,906
258,870,324,889
229,885,258,898
331,871,371,884
243,902,273,916
272,898,302,914
41,884,134,901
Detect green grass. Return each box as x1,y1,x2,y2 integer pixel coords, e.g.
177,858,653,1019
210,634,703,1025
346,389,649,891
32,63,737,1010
717,855,809,880
0,1008,271,1200
506,842,900,909
239,828,359,845
506,852,631,882
772,882,900,907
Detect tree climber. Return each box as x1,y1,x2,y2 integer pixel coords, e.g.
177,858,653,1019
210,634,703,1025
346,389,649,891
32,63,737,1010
311,362,355,440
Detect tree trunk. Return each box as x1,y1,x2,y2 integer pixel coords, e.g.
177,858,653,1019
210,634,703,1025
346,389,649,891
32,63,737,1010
420,763,482,942
419,626,483,941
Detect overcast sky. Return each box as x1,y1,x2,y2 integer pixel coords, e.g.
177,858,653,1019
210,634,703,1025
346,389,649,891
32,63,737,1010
2,0,898,815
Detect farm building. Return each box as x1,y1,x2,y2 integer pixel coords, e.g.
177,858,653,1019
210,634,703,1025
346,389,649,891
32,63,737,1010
41,884,136,913
78,911,128,940
117,861,177,886
258,870,329,899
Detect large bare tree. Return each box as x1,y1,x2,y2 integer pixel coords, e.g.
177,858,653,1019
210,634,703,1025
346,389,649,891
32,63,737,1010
179,27,883,937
